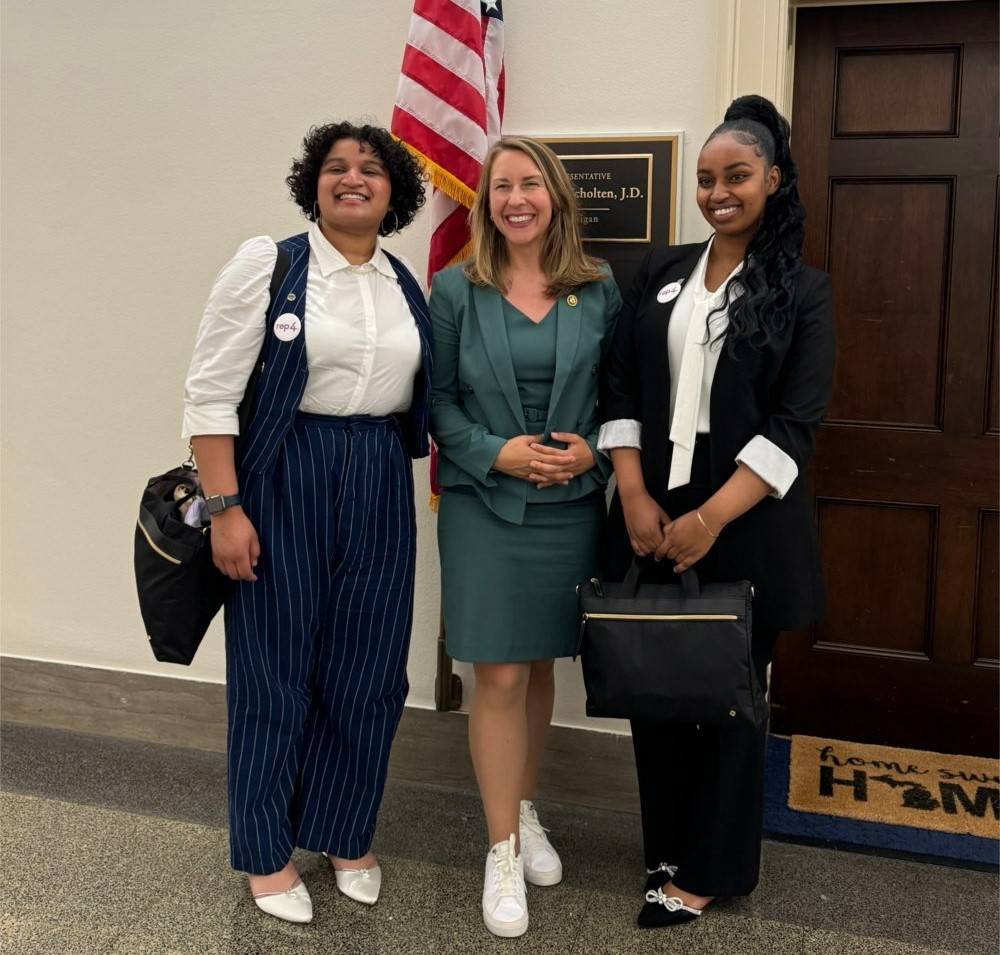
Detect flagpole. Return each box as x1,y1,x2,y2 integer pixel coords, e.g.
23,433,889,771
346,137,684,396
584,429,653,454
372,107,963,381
434,617,462,711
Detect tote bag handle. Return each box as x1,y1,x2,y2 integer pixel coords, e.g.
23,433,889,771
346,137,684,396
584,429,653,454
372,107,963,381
622,559,701,599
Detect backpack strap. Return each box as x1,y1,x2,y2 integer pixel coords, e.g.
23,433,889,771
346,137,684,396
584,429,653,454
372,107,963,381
237,242,293,436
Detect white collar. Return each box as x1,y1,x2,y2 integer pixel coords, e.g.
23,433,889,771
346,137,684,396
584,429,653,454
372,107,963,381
692,235,743,307
308,220,395,279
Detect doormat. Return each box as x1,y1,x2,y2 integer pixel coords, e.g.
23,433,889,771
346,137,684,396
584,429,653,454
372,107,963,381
763,736,999,868
788,735,999,838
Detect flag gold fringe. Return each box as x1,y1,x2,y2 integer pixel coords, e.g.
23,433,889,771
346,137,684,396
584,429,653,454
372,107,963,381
448,240,473,266
428,491,440,512
394,139,477,209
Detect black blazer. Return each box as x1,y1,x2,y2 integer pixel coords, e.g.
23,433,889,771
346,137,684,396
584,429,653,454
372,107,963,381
600,241,836,631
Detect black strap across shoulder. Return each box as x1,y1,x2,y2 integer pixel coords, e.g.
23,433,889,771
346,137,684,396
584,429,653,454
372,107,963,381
237,243,292,436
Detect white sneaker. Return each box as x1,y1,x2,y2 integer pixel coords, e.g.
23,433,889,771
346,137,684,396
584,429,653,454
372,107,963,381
519,800,563,886
482,834,528,938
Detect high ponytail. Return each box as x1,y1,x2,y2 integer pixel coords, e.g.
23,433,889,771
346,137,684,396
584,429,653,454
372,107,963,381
705,95,805,355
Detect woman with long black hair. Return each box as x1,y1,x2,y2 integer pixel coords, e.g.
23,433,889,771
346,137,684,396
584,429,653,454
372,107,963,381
599,95,835,928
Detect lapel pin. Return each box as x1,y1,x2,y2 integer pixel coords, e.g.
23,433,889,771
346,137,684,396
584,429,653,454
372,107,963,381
567,294,579,307
286,292,297,301
273,313,302,342
657,281,683,304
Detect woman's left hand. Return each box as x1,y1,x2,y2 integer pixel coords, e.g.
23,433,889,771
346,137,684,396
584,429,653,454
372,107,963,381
655,509,718,572
527,432,595,488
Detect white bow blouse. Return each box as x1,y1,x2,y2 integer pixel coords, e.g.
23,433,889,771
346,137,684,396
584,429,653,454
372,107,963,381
597,240,798,499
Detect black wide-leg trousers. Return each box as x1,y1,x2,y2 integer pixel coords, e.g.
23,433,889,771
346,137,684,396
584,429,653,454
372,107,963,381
604,436,777,898
629,626,775,897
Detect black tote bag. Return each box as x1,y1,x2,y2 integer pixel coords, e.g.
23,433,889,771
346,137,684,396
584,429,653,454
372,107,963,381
134,464,231,665
578,561,767,727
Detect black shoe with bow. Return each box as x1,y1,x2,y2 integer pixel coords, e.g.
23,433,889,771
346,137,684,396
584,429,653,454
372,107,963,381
637,886,705,929
643,862,677,894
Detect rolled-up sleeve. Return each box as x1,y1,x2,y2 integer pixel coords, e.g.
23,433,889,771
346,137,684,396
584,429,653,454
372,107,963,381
738,272,835,499
736,434,798,498
596,419,642,452
182,236,277,439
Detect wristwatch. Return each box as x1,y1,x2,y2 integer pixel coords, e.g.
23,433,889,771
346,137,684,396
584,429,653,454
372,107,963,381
204,493,242,516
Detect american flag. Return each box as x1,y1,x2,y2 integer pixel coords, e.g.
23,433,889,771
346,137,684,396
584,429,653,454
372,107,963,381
392,0,505,279
392,0,505,501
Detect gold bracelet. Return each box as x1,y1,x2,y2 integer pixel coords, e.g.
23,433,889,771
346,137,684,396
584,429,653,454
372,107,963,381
696,509,719,539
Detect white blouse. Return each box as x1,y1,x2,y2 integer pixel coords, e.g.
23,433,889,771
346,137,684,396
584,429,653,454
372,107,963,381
183,221,422,439
597,241,798,499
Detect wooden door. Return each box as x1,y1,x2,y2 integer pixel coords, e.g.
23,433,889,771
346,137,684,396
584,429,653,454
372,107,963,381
771,1,999,757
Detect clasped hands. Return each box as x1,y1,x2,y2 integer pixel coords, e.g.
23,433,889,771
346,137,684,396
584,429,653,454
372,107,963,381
621,489,719,573
493,432,594,488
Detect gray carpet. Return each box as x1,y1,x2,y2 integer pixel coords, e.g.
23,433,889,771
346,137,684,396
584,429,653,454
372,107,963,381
1,722,996,954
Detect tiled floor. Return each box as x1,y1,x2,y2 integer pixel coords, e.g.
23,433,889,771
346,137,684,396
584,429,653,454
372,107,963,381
2,722,996,955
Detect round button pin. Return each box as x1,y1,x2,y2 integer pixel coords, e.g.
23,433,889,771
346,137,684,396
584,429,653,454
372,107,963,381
567,294,579,307
273,313,301,341
657,282,683,304
286,292,296,301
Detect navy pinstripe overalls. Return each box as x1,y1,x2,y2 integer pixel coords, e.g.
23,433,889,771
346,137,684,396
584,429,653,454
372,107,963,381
226,233,431,873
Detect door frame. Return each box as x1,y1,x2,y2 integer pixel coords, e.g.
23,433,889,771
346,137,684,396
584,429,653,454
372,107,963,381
716,0,968,120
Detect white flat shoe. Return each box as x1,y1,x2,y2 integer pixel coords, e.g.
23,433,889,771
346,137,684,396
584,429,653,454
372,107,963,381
252,880,313,923
324,854,382,905
335,865,381,904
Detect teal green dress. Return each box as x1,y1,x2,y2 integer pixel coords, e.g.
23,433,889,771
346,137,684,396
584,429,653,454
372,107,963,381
439,300,605,663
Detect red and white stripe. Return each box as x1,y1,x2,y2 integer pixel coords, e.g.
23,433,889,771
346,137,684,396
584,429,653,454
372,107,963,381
392,0,505,278
393,0,504,500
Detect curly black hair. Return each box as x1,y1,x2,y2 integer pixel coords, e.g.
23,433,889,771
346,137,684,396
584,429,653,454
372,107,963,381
285,121,426,236
704,95,806,356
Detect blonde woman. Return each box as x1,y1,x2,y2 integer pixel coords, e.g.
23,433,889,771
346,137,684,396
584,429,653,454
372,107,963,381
429,137,621,937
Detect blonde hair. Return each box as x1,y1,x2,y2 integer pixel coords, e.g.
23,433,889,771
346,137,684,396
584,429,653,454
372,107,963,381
464,137,606,297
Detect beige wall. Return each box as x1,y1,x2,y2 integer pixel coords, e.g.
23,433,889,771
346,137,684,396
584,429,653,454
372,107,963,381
2,0,723,729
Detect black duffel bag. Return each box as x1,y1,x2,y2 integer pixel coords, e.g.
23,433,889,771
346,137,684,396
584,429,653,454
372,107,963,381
134,461,231,665
577,560,766,727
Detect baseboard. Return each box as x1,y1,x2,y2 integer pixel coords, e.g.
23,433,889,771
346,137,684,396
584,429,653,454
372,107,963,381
0,657,639,814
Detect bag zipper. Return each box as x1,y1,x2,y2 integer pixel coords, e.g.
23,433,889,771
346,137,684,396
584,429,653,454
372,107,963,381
136,519,182,566
582,612,738,622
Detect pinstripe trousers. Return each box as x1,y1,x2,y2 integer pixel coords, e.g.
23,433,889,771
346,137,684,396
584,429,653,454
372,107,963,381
225,412,416,874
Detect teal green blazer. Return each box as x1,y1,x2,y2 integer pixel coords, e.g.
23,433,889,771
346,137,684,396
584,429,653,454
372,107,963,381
429,265,622,525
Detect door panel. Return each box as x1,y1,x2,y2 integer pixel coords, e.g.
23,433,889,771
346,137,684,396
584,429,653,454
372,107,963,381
814,500,937,658
826,179,952,428
974,511,999,665
834,48,960,137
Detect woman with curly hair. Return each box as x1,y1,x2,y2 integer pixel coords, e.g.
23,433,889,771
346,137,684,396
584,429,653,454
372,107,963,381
183,121,429,923
600,95,835,928
430,137,621,937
